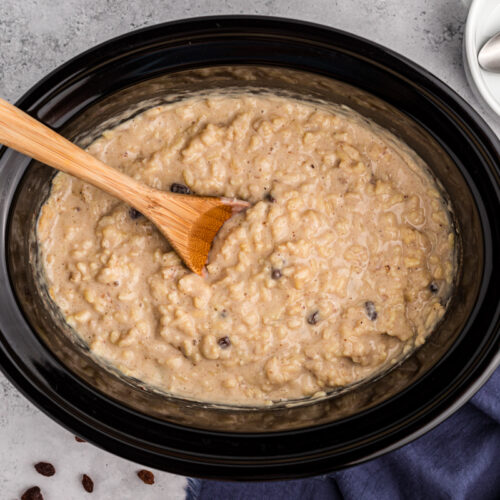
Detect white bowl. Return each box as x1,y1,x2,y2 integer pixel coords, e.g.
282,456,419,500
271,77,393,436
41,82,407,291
464,0,500,117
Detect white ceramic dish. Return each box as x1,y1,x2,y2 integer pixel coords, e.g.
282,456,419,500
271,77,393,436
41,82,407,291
464,0,500,117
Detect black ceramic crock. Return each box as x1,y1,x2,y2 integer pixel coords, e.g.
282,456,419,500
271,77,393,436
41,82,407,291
0,17,499,480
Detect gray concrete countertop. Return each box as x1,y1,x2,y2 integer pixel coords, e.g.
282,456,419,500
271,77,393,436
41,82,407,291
0,1,497,499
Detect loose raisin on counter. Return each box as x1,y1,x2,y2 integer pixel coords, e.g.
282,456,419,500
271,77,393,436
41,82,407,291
271,269,282,279
21,486,43,500
129,207,142,219
34,462,55,477
137,469,155,485
364,301,378,321
429,282,439,293
307,311,320,325
218,336,231,348
170,183,192,194
82,474,94,493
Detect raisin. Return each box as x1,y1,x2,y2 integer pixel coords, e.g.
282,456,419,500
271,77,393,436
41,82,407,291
137,469,155,485
307,311,320,325
21,486,43,500
129,207,142,219
170,183,192,194
265,193,276,203
364,301,377,321
218,336,231,348
75,436,86,442
429,282,439,293
34,462,55,477
82,474,94,493
271,269,282,279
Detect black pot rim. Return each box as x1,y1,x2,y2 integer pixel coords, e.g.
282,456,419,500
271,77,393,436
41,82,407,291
0,16,499,480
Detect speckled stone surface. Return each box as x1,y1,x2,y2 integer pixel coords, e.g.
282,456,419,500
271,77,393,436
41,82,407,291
0,1,498,499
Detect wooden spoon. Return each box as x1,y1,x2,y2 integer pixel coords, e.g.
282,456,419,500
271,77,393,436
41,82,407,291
0,98,249,275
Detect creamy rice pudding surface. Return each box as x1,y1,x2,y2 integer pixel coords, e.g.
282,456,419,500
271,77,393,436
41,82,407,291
37,94,455,405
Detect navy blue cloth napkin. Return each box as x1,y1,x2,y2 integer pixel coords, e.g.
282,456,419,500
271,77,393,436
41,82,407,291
186,367,500,500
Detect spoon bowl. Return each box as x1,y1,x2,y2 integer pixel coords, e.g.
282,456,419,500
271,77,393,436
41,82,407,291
478,31,500,72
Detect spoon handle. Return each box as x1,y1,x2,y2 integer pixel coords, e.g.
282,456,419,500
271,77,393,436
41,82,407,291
0,97,152,209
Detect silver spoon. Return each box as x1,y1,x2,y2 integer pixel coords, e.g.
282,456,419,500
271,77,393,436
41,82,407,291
478,32,500,72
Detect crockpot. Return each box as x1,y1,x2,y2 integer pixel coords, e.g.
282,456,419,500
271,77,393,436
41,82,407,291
0,17,499,479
